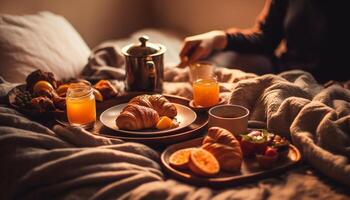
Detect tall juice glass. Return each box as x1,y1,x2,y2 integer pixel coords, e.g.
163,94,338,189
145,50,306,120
190,62,220,107
66,82,96,129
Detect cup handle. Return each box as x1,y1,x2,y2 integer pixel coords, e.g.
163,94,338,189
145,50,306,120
146,60,157,90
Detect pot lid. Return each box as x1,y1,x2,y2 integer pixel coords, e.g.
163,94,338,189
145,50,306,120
126,36,161,56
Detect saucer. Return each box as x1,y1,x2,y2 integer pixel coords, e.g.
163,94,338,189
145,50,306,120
189,98,226,112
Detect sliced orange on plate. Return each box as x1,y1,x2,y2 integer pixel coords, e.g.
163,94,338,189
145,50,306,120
169,148,195,169
188,148,220,177
156,116,173,130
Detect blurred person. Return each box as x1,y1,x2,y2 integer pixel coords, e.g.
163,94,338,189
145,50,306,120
179,0,348,83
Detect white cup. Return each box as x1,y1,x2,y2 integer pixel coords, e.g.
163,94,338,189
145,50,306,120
208,104,249,136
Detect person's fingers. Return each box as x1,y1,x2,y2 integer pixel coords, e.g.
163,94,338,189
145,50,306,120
187,45,210,63
179,40,200,59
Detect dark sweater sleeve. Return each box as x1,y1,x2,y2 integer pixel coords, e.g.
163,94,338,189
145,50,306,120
225,0,287,55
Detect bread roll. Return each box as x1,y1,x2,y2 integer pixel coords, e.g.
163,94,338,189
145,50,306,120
129,94,177,118
202,127,243,172
116,104,159,130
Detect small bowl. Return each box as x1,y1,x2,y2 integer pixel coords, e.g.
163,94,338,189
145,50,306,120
208,104,249,136
189,98,226,112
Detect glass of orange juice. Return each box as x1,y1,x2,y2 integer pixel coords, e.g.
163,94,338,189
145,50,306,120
190,62,220,107
66,81,96,129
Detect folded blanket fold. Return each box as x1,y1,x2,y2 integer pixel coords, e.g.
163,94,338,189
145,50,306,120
229,70,350,186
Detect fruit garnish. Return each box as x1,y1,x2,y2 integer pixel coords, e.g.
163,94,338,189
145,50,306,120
92,88,103,102
15,91,33,108
56,84,70,97
242,130,274,144
156,116,173,130
240,139,256,157
169,148,194,169
272,135,290,148
265,147,278,157
272,135,290,158
240,130,275,156
33,81,54,93
188,148,220,177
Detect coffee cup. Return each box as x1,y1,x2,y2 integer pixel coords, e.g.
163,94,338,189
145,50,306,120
208,104,249,136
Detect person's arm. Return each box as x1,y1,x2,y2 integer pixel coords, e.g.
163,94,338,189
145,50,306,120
225,0,287,55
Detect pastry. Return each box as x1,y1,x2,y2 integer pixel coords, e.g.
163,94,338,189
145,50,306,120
116,94,177,131
26,70,57,92
116,104,159,130
129,94,177,118
202,127,243,172
94,80,118,100
31,96,55,112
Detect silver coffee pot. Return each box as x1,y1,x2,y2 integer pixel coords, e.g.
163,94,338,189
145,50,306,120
121,36,166,93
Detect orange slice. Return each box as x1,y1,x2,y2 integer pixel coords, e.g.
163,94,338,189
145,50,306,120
156,116,173,130
169,148,195,169
189,148,220,176
33,81,54,93
56,84,70,96
93,88,103,102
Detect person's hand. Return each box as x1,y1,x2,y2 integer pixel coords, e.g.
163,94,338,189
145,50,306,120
178,30,227,67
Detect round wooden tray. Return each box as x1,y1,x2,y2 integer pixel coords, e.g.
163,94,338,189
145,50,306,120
161,137,301,187
92,94,209,146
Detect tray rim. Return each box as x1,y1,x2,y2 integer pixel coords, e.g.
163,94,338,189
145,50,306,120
161,137,301,187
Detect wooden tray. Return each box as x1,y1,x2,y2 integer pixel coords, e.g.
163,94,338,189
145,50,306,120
161,137,301,187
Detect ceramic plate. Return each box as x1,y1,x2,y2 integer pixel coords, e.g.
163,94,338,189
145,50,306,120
100,103,197,135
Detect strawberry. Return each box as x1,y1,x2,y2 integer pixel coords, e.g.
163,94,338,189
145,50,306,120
265,147,278,157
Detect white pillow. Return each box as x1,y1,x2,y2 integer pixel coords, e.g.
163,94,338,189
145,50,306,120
0,12,90,83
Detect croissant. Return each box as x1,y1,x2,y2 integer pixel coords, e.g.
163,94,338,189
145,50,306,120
116,104,159,130
129,94,177,118
202,127,243,172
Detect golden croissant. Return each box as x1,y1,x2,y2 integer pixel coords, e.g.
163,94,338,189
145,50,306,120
202,127,243,172
129,94,177,118
116,104,159,130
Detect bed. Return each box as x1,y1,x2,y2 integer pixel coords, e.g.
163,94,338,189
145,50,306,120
0,12,349,200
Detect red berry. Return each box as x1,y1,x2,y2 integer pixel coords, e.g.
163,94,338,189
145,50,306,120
265,147,278,157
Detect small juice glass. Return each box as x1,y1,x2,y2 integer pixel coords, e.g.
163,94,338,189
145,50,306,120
66,81,96,129
193,77,220,107
190,62,220,107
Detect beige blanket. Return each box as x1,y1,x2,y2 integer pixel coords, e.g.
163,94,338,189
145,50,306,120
1,38,350,199
1,68,349,199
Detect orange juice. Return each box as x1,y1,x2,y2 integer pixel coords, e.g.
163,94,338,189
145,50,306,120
66,82,96,129
193,78,219,107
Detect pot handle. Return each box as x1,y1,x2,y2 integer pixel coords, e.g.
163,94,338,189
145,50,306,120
146,59,157,91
